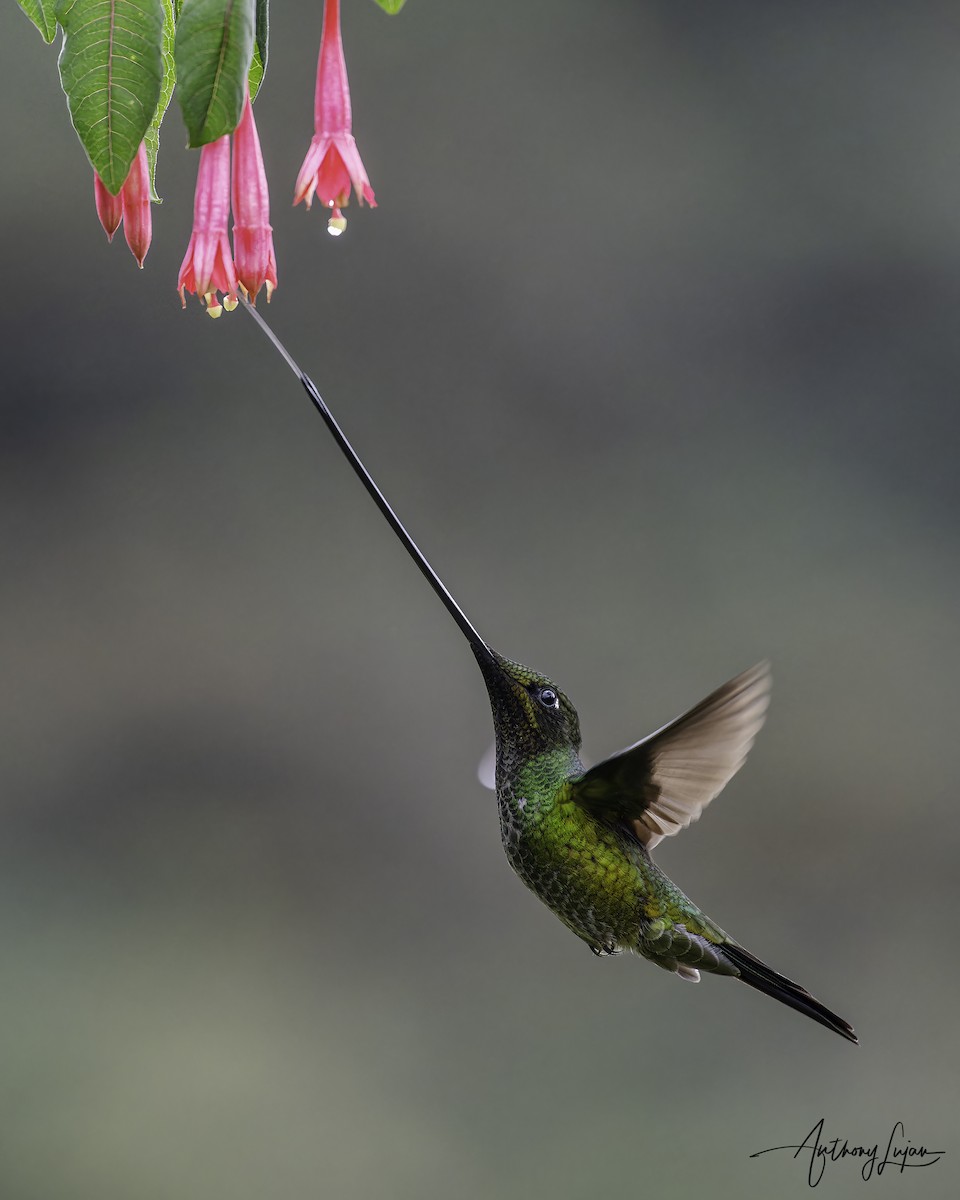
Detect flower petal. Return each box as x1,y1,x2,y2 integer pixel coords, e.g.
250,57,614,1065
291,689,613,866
294,135,332,208
333,134,376,207
314,144,354,209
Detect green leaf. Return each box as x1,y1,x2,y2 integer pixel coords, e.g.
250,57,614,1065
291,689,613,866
248,0,267,101
372,0,406,12
56,0,166,194
143,0,176,201
16,0,58,42
175,0,256,147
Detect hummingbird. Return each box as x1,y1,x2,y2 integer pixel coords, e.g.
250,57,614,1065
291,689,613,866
242,300,857,1046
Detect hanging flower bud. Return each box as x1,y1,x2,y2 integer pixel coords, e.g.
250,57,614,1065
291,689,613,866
93,172,123,242
93,142,152,266
294,0,376,234
120,143,152,268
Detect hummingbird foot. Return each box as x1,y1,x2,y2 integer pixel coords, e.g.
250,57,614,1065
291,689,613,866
589,937,622,958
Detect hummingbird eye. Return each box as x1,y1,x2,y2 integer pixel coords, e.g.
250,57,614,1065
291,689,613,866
537,687,560,710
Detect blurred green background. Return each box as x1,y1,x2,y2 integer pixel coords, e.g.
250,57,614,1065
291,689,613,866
2,2,957,1197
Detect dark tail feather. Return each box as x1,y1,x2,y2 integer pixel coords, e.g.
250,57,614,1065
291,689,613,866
723,943,858,1045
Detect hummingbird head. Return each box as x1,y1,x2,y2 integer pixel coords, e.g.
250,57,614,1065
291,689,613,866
473,646,582,762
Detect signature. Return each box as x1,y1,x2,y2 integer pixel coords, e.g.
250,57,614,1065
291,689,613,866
750,1118,946,1187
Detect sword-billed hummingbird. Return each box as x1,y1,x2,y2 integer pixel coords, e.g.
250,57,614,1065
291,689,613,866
242,301,857,1045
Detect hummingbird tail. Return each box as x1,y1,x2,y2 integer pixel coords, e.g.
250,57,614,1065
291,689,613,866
722,943,859,1045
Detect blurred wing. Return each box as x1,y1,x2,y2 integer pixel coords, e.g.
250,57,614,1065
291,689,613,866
478,743,591,791
477,741,497,790
573,663,771,849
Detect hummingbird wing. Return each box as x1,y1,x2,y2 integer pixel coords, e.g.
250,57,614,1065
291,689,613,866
477,741,497,790
572,662,771,849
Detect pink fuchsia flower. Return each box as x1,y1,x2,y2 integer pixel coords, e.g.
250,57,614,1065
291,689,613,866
93,141,152,266
178,135,239,318
120,143,152,268
231,90,277,304
293,0,376,232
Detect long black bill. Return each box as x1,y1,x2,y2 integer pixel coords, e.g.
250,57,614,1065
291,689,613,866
240,297,497,667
